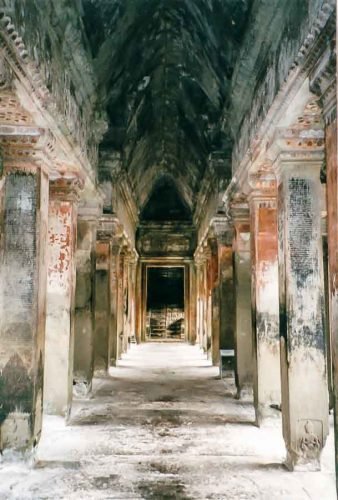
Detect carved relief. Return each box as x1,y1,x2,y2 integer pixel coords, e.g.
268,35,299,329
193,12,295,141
298,419,322,458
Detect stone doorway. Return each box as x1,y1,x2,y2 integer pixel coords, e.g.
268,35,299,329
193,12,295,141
146,267,185,341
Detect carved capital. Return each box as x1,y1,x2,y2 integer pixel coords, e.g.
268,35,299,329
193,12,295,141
209,216,234,247
97,215,123,242
49,176,84,202
230,202,250,234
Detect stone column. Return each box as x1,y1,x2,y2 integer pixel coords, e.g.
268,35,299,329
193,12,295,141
189,262,197,345
310,48,336,477
249,177,281,425
194,258,203,348
94,217,118,374
95,214,122,372
0,164,49,451
122,251,131,354
273,116,328,470
129,257,138,343
73,204,99,395
135,260,143,344
44,178,81,417
232,204,253,398
116,245,127,360
109,237,123,366
208,237,221,365
217,225,236,352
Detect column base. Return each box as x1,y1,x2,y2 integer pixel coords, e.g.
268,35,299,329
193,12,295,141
0,413,37,451
235,384,253,400
285,449,321,472
73,378,92,398
255,403,281,427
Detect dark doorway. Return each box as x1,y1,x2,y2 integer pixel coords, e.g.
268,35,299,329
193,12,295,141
146,267,185,340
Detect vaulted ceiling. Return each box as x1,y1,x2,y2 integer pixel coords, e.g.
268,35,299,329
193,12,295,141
82,0,252,214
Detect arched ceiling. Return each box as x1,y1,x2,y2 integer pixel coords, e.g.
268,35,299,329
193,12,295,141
82,0,252,213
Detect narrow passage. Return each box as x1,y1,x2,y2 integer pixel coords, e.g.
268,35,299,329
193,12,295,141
0,343,334,499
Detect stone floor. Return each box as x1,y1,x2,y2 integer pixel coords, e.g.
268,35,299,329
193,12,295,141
0,343,335,499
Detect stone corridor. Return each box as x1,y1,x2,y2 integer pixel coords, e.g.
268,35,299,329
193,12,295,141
0,343,334,499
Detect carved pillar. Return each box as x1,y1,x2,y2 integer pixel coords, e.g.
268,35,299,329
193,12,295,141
0,162,49,450
207,237,221,365
135,259,143,344
116,245,128,360
73,203,100,394
248,176,281,425
189,261,197,345
273,112,328,470
109,237,123,366
310,42,337,478
94,225,112,373
122,251,132,354
44,178,81,416
194,258,204,348
202,252,210,354
129,257,137,343
216,223,236,352
94,217,119,373
232,204,253,398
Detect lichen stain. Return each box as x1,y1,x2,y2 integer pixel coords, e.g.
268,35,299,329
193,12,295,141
0,353,33,425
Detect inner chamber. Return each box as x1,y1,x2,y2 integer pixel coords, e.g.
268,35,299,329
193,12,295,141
146,267,185,341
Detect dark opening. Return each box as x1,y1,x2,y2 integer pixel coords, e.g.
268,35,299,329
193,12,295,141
146,267,185,340
140,177,192,222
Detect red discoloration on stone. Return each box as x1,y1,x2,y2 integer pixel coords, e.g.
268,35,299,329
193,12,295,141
257,207,278,264
326,119,337,295
47,201,73,284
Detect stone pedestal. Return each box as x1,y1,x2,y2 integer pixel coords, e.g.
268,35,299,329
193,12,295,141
73,208,98,395
249,185,281,425
0,166,49,450
44,179,80,417
232,207,253,398
274,123,328,470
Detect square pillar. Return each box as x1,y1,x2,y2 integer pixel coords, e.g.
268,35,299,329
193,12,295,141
217,227,236,352
249,180,281,425
273,118,329,470
44,178,81,417
189,262,197,345
109,239,123,366
232,205,253,398
0,165,49,450
95,217,125,371
94,239,110,373
73,205,99,395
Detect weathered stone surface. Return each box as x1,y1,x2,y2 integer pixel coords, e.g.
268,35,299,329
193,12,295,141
232,216,253,398
276,156,328,470
44,188,78,417
73,218,97,393
250,193,281,425
0,169,48,450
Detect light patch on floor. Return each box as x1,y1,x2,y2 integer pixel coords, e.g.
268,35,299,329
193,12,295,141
0,343,335,499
